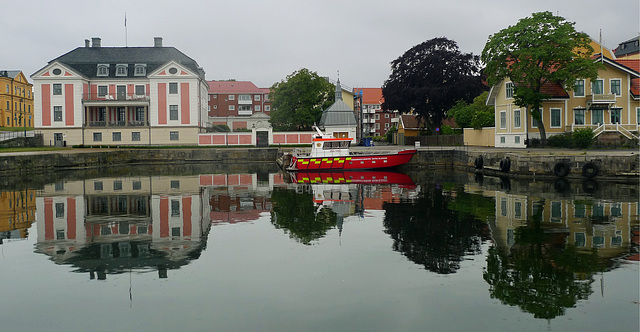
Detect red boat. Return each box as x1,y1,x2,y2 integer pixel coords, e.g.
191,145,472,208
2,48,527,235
285,127,417,171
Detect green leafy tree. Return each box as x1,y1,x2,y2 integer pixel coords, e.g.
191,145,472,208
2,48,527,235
382,37,486,129
482,11,602,145
447,91,495,129
269,68,335,131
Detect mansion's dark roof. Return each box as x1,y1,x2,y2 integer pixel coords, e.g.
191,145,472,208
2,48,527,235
41,46,205,79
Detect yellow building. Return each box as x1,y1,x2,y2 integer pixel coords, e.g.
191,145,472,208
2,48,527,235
487,39,640,148
0,70,34,128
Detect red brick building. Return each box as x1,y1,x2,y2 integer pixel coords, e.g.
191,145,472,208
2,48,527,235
207,80,271,130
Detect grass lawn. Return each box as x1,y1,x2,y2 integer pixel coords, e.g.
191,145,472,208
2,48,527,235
0,146,72,153
0,127,34,132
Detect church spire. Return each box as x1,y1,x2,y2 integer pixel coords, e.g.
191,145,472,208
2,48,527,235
335,78,343,101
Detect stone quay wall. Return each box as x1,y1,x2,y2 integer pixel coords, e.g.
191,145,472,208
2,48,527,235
0,148,279,175
405,149,639,181
1,147,638,182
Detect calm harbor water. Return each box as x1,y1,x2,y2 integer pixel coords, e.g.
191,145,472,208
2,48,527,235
0,165,638,331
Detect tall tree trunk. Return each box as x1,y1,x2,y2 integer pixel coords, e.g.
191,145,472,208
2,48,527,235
538,123,547,146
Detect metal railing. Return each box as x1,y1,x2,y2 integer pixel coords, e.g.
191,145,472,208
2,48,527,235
83,93,150,102
87,120,147,127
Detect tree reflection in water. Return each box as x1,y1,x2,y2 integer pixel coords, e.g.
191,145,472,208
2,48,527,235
270,187,337,245
382,184,491,274
483,199,600,319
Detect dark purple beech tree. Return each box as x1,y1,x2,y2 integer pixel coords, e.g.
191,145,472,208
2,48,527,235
382,37,486,129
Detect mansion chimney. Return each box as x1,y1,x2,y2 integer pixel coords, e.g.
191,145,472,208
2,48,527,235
91,37,101,48
154,37,163,47
85,39,90,48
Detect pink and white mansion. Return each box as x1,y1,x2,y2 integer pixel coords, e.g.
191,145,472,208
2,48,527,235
32,37,209,146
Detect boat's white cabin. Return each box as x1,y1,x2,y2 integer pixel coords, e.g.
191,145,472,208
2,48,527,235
309,126,353,158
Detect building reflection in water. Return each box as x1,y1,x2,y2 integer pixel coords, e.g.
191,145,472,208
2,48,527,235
0,188,37,243
35,175,211,280
475,181,639,319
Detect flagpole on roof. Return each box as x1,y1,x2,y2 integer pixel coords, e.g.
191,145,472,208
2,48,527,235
599,29,603,62
125,12,128,47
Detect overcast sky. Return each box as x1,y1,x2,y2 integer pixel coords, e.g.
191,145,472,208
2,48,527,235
2,0,638,89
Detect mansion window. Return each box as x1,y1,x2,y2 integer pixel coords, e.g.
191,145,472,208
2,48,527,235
513,109,521,128
93,132,102,142
265,105,270,112
98,85,108,97
550,108,561,128
254,95,261,101
135,85,145,95
113,132,121,141
500,111,506,129
505,82,514,98
229,105,235,111
97,64,109,76
132,132,141,141
53,84,62,95
170,131,179,141
574,109,585,125
255,105,261,112
134,64,146,76
228,95,235,101
591,79,603,95
610,79,621,96
53,106,62,121
169,83,178,94
170,105,179,120
135,107,145,121
574,79,585,97
239,94,251,102
115,64,127,76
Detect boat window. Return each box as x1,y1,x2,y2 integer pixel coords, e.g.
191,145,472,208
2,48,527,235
322,141,350,150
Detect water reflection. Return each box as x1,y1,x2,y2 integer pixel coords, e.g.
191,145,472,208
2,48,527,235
480,182,639,319
9,166,639,324
34,175,211,279
0,188,36,242
383,184,493,274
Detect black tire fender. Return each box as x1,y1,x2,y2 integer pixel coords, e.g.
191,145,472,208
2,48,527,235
582,162,598,178
474,156,484,169
553,162,570,177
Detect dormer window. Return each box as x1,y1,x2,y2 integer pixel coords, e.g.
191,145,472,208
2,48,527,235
97,64,109,76
134,64,146,76
115,64,128,77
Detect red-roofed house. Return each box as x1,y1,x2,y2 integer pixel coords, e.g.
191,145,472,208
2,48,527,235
487,50,640,148
353,88,398,137
207,80,272,131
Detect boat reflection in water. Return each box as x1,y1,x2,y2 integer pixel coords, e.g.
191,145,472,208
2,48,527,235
270,171,419,244
35,176,211,279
